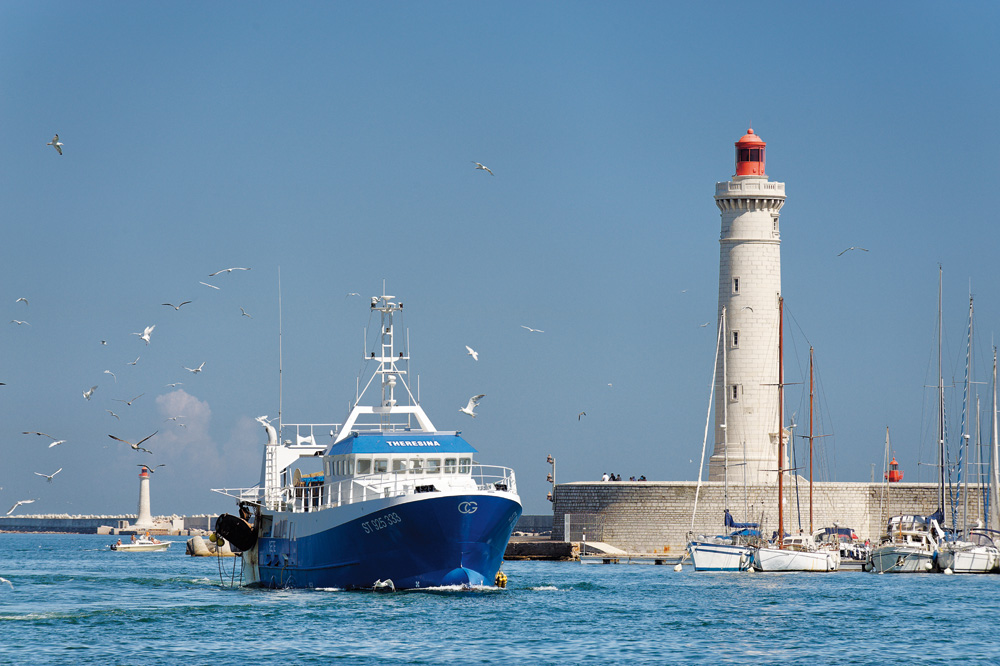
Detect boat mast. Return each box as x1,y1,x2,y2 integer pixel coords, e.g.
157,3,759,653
778,296,784,547
809,346,814,535
958,293,973,532
723,307,729,517
937,266,946,516
991,347,1000,531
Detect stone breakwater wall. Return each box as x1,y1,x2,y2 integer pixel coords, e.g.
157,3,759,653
552,481,974,553
0,515,218,534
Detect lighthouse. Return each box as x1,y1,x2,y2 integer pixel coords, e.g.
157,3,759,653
134,465,154,529
708,128,786,483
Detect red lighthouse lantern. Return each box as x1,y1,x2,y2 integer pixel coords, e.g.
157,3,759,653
735,128,766,177
885,457,904,483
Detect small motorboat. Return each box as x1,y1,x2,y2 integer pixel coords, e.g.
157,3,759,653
110,536,170,552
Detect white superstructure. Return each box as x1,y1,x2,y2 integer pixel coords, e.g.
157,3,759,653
708,128,786,483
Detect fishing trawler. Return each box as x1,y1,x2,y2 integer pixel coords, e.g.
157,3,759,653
213,291,522,589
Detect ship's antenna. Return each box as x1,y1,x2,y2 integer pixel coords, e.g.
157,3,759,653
278,266,283,431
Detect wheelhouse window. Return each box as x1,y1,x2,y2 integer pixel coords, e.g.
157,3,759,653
374,459,388,474
357,459,372,475
426,459,441,474
459,457,472,474
392,459,407,473
409,458,423,474
444,458,458,473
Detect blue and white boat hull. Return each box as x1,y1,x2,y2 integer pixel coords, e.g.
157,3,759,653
246,491,521,589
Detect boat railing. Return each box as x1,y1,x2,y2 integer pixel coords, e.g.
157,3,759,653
214,465,517,513
279,423,340,447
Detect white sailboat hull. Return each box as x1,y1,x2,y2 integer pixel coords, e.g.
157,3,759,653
870,545,935,573
753,546,839,572
936,545,1000,573
688,541,752,572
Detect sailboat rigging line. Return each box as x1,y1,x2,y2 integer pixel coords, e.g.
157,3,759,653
691,310,725,532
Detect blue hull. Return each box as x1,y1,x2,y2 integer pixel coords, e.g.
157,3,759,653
254,494,521,589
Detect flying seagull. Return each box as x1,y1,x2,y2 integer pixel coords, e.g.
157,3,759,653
23,431,57,439
459,394,485,418
520,325,544,333
699,322,710,327
0,576,11,589
104,370,117,383
106,409,121,420
240,307,252,318
837,246,869,256
127,356,140,366
113,393,144,406
578,411,587,420
184,362,206,374
164,415,184,422
83,385,98,400
162,301,191,310
15,297,28,305
165,382,183,388
47,134,63,155
34,468,63,483
109,431,157,454
465,345,479,361
10,320,29,326
199,281,220,290
6,499,38,516
137,464,166,473
209,267,250,276
131,325,155,345
346,292,361,298
472,161,494,176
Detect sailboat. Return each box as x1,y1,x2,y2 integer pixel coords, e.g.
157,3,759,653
687,307,757,572
870,268,948,573
936,330,1000,574
752,298,839,572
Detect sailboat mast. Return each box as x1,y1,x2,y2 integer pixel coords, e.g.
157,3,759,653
991,347,1000,531
722,307,729,515
778,296,785,546
809,346,814,535
938,266,946,515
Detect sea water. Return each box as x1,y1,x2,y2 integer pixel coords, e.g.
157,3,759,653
2,533,999,665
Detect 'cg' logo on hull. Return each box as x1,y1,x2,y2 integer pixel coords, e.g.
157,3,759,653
457,501,478,514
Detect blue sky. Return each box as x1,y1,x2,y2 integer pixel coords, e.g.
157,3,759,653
1,2,998,517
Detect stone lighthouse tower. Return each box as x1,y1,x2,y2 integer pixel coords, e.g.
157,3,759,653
134,465,154,529
707,128,786,483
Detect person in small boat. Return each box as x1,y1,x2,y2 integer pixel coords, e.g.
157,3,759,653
130,534,136,543
116,539,122,547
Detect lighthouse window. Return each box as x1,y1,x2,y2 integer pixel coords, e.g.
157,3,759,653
731,331,739,348
730,384,740,402
739,148,750,162
732,277,740,294
749,148,760,162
